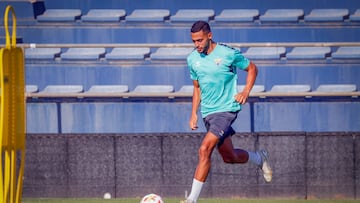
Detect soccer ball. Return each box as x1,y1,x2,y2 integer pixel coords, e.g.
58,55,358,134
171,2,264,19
140,193,164,203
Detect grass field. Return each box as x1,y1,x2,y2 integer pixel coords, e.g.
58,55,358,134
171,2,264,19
22,198,359,203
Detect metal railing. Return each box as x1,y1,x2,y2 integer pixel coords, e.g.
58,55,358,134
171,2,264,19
25,91,360,99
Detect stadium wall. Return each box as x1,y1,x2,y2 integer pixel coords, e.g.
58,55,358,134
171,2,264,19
23,132,360,199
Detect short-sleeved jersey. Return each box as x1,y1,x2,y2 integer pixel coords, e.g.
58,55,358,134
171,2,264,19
187,43,250,118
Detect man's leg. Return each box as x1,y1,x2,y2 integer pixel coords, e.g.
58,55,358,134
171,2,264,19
217,136,272,182
186,131,218,203
217,135,261,165
217,135,249,163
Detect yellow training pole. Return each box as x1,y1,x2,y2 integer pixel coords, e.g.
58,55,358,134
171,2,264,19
0,5,26,203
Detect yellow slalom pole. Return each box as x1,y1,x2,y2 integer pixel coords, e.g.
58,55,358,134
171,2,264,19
0,5,26,203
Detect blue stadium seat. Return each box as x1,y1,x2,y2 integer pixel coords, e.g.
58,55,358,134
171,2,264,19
132,85,174,93
270,85,311,93
315,84,357,92
86,85,129,93
350,9,360,21
125,9,170,22
37,9,82,22
304,9,349,22
286,47,331,59
25,48,61,60
40,85,84,94
81,9,126,22
150,47,194,60
332,46,360,59
105,47,150,60
61,48,106,60
260,9,304,22
26,85,39,93
177,85,193,93
243,47,286,59
170,9,215,22
237,85,265,93
214,9,259,22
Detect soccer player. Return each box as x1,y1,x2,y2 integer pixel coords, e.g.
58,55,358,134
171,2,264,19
181,21,272,203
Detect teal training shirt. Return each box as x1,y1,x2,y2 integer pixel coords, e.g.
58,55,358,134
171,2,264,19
187,43,250,118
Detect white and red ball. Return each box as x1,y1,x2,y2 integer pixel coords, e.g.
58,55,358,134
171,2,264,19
140,193,164,203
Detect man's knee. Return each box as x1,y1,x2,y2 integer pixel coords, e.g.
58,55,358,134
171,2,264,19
198,144,212,158
197,132,218,163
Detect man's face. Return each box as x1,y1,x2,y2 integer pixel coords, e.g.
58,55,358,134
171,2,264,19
191,30,212,54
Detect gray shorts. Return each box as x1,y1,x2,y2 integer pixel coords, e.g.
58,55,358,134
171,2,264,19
203,111,238,146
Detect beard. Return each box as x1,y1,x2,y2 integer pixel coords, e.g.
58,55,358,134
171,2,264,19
198,40,211,55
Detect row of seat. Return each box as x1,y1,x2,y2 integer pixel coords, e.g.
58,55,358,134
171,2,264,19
24,86,360,134
25,84,358,96
36,8,360,23
24,46,360,61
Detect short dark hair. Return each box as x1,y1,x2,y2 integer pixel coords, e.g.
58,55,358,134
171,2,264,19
191,20,211,33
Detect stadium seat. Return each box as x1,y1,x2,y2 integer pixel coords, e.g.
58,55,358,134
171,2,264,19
40,85,84,94
286,47,331,59
350,9,360,21
105,47,150,60
81,9,126,22
315,84,357,92
331,46,360,59
270,85,311,93
25,48,61,60
237,85,265,93
86,85,129,93
132,85,174,93
259,9,304,22
304,9,349,22
61,48,106,60
243,47,286,59
125,9,170,22
37,9,82,22
26,85,39,93
150,47,194,60
177,85,194,93
170,9,215,22
214,9,259,22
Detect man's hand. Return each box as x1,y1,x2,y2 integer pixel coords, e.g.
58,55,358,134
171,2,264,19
189,114,198,130
234,90,250,104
